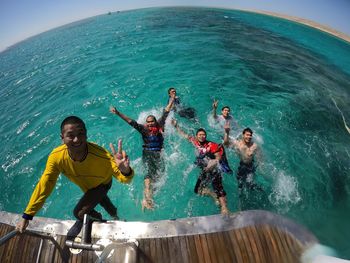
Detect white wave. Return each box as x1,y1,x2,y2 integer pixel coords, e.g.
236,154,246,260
331,97,350,134
269,170,301,212
16,120,30,134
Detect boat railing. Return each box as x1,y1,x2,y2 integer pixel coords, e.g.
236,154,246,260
0,214,139,263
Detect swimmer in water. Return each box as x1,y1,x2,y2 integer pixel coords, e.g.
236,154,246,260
172,119,229,215
224,123,263,205
110,96,174,211
212,99,239,132
168,87,196,119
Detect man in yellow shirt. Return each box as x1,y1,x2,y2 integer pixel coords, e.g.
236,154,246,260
16,116,134,233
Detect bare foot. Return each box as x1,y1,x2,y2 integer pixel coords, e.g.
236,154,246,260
221,206,229,215
141,198,154,211
200,188,220,205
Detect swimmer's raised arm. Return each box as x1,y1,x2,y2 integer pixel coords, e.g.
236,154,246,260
212,99,218,119
224,121,238,148
164,94,175,112
110,106,133,124
223,121,231,146
171,119,190,140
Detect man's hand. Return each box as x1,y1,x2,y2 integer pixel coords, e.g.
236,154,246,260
212,99,218,109
171,119,177,127
110,140,131,175
109,106,119,115
16,219,29,233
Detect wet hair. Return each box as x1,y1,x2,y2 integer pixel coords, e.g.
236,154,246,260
60,116,86,133
243,127,253,135
221,106,230,111
196,128,207,136
168,87,176,94
146,115,157,122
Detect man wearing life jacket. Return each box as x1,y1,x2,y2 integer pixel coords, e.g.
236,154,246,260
110,97,174,210
171,120,229,215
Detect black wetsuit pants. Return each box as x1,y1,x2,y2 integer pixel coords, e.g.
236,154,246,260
73,180,117,221
194,170,226,198
237,162,262,191
142,150,164,180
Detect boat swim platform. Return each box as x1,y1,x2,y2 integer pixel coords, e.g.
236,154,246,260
0,210,318,263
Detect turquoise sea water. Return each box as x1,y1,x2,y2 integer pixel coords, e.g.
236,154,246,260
1,7,350,258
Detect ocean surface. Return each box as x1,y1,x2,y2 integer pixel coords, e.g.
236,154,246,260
0,7,350,258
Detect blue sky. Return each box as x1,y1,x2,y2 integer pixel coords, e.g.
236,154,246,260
0,0,349,51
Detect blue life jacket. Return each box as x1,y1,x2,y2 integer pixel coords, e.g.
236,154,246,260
142,126,164,151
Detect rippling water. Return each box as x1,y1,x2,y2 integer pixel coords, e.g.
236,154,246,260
0,7,350,258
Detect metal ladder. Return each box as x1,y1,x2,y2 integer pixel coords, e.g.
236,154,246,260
0,214,138,263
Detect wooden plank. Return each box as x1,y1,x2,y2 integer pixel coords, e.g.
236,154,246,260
272,227,295,263
185,235,199,263
171,236,183,263
249,225,267,262
238,228,256,263
221,231,237,263
153,237,163,263
256,225,275,262
140,238,151,263
177,236,189,263
193,234,205,263
245,226,263,263
262,225,283,263
284,231,303,258
199,234,212,263
149,237,157,261
211,232,231,263
205,233,218,263
167,237,177,263
2,231,18,262
227,229,243,262
159,236,170,262
233,229,250,263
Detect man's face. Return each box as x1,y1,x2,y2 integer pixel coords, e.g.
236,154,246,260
146,116,156,128
196,131,207,143
243,131,252,144
61,123,87,151
222,107,230,118
169,89,176,96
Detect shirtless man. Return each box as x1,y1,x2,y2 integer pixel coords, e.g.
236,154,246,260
224,123,263,198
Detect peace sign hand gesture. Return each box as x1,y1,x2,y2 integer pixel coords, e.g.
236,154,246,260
110,139,131,175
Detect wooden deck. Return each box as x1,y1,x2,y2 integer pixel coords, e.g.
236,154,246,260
0,210,317,262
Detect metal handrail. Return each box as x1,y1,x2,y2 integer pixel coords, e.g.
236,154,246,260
0,229,68,262
96,242,138,263
0,229,18,246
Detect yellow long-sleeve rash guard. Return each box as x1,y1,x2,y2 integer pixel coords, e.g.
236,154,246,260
24,142,134,218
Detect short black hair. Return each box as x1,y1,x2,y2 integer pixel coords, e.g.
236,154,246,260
243,127,253,135
168,87,176,94
146,115,157,122
196,128,207,135
222,106,230,111
60,116,86,133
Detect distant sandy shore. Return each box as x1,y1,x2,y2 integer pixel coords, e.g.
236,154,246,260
242,9,350,44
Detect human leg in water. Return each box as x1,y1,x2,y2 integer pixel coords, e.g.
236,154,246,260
142,151,163,211
142,178,154,211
